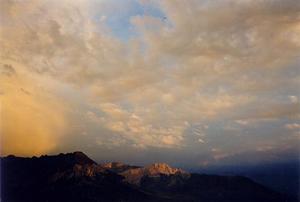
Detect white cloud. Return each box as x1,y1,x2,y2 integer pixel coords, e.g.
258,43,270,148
285,123,300,130
198,138,205,144
235,120,249,126
289,96,298,103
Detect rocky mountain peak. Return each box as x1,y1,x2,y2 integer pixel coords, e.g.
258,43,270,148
120,163,189,185
72,151,86,157
145,163,184,175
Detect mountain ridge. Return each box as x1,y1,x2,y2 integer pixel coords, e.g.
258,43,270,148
1,151,295,202
119,162,190,185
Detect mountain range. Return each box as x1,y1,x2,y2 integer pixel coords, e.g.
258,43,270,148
0,151,296,202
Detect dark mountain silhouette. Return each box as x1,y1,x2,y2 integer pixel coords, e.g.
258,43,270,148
0,152,295,202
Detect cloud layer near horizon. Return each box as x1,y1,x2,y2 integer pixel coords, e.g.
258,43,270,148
1,0,299,166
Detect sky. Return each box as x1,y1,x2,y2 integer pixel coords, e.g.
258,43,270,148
0,0,300,169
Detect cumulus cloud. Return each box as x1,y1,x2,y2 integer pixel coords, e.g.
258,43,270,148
285,123,300,130
289,96,298,103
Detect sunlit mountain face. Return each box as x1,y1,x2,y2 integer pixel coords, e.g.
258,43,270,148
0,0,299,200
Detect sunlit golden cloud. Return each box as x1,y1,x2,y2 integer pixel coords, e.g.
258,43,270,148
0,0,299,166
0,61,67,156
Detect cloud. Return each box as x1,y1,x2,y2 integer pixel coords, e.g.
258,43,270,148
0,64,16,77
88,103,185,148
0,62,67,156
285,123,300,130
198,138,205,144
235,120,250,126
0,0,299,165
289,96,298,103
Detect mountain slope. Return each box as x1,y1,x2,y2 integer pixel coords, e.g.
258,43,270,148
120,163,190,185
0,152,156,202
0,152,293,202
